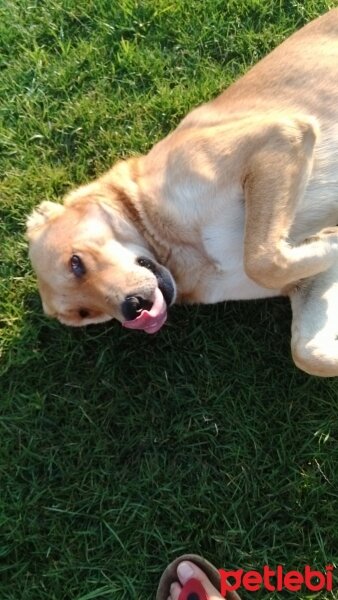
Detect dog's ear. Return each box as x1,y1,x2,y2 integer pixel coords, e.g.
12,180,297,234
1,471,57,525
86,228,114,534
26,201,65,239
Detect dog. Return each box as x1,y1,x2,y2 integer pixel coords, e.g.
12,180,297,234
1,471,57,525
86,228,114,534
27,9,338,377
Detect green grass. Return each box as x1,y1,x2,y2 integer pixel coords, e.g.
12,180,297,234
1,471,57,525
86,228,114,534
1,1,338,598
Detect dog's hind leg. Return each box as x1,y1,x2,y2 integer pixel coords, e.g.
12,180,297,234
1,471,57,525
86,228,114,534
290,264,338,376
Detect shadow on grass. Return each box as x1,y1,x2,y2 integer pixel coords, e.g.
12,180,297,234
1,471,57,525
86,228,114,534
1,292,337,598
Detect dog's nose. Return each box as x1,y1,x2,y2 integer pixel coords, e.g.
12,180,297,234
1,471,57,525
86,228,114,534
121,296,153,321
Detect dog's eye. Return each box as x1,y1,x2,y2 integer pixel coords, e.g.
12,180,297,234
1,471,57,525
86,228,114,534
70,254,86,278
136,257,156,273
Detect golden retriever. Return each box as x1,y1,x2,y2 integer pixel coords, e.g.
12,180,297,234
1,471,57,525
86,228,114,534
27,10,338,376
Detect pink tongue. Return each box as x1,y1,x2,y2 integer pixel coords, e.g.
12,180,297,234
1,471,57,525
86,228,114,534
122,287,167,334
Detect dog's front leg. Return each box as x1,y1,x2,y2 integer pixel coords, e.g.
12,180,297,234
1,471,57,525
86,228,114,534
242,117,338,290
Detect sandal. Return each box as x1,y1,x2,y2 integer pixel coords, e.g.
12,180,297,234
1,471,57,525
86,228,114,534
156,554,241,600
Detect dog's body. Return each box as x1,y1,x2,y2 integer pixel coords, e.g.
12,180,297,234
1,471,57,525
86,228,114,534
27,10,338,376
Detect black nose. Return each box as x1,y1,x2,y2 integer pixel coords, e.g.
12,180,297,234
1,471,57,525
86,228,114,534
121,296,153,321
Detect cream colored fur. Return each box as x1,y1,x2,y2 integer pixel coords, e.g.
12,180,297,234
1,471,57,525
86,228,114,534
27,10,338,376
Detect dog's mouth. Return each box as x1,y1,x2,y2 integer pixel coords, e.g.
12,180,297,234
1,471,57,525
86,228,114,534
122,286,168,334
122,259,175,334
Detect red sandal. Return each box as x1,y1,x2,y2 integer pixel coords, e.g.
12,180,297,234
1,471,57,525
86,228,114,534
156,554,241,600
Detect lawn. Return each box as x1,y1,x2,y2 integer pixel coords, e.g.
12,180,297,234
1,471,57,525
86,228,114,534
1,1,338,599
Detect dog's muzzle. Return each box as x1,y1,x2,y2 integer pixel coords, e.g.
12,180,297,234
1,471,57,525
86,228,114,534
121,257,176,333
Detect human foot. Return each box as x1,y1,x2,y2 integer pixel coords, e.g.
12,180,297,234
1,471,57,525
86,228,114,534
168,560,224,600
156,554,241,600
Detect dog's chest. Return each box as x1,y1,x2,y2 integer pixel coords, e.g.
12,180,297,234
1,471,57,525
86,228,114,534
200,194,280,302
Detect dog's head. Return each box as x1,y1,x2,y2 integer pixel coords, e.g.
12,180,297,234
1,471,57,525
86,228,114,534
26,168,176,333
